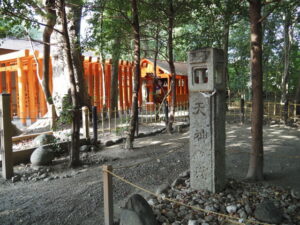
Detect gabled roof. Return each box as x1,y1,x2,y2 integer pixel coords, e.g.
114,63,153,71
143,58,187,76
0,38,43,52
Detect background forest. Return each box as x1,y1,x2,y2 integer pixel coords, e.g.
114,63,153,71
1,0,299,103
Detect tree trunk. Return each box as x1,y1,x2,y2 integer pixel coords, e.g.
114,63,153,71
59,0,81,167
281,9,291,123
69,5,91,108
222,21,230,89
110,36,121,116
246,0,264,181
125,0,141,150
167,0,176,133
42,0,56,112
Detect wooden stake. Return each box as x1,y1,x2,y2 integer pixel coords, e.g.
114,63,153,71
82,106,90,140
0,94,13,179
102,165,113,225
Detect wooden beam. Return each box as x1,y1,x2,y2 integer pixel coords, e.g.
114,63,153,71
27,58,37,123
0,65,18,72
93,63,100,109
105,62,111,109
128,63,133,107
123,62,129,110
118,62,123,111
17,58,26,125
0,49,29,61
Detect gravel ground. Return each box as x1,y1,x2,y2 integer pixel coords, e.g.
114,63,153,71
0,123,299,225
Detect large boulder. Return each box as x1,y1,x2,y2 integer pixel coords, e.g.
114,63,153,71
120,194,157,225
30,146,55,166
33,134,56,146
254,200,283,224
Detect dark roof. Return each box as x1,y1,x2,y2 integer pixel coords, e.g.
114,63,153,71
0,38,43,52
145,58,187,76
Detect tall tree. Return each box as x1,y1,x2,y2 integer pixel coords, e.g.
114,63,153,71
281,7,292,123
125,0,141,149
42,0,57,112
166,0,177,133
246,0,264,181
58,0,81,167
68,1,91,108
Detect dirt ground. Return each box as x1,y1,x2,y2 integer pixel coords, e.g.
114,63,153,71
0,123,299,225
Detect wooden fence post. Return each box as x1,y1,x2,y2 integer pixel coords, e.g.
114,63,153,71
82,106,90,140
103,165,113,225
0,93,13,179
92,106,98,145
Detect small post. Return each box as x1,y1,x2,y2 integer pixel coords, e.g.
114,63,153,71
82,106,90,140
92,106,98,145
0,93,13,179
101,109,104,135
108,108,111,133
240,98,245,124
103,165,113,225
114,108,117,133
49,104,56,130
164,101,169,126
294,103,297,122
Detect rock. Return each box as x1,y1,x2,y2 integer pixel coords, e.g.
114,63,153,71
204,215,213,222
39,173,48,179
156,183,170,195
291,188,300,200
238,209,247,219
244,204,252,215
33,134,56,146
120,194,157,225
148,198,158,206
30,146,55,166
188,220,199,225
226,205,237,214
80,145,90,152
254,200,283,224
179,170,190,178
286,205,297,214
171,178,185,188
166,211,176,219
11,175,20,183
105,140,114,146
120,209,144,225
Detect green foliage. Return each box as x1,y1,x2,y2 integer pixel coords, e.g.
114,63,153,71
57,94,73,126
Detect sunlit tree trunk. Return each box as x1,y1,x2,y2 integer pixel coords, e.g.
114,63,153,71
167,0,176,133
246,0,264,181
110,36,121,116
58,0,81,167
69,5,91,108
281,9,292,123
125,0,141,149
42,0,56,113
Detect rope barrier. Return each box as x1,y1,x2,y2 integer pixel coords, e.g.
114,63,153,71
102,168,271,225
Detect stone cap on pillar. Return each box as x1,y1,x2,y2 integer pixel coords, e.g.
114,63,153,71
188,48,225,92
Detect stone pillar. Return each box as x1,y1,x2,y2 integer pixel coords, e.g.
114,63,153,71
188,48,226,193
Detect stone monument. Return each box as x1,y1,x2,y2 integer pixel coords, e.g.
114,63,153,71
188,48,226,192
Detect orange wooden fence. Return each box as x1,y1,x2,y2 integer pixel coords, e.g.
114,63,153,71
0,49,189,125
